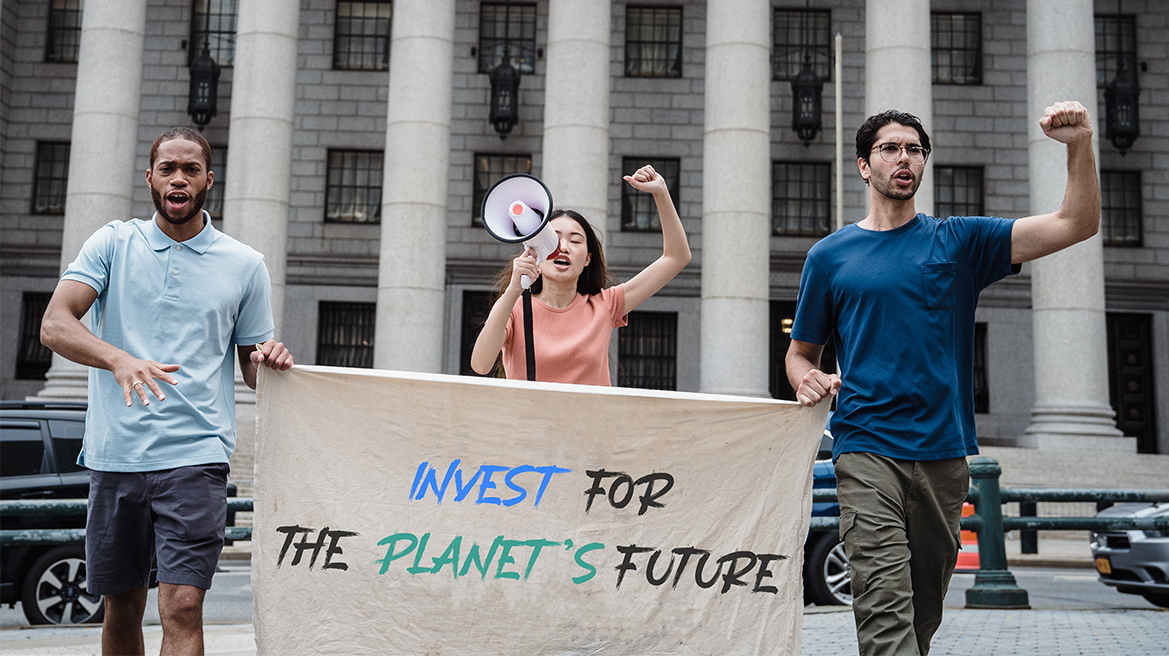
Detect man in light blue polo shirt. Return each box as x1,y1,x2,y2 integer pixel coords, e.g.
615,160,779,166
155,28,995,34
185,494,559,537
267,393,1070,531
41,127,294,655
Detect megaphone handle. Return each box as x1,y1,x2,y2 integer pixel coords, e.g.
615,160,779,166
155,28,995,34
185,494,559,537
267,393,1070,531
521,274,533,289
522,289,536,382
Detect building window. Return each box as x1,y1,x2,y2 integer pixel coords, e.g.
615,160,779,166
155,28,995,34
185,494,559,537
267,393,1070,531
189,0,238,66
618,311,677,390
204,146,227,222
472,153,532,227
772,9,831,81
772,161,829,236
461,291,496,376
621,157,680,232
624,6,683,78
934,166,984,218
931,13,981,85
478,3,537,74
1100,170,1142,247
317,302,375,368
16,293,53,381
325,150,383,224
32,142,70,215
1095,14,1136,88
45,0,83,63
334,1,393,70
973,322,989,414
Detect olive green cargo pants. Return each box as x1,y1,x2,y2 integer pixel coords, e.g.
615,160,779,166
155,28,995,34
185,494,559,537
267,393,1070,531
835,453,969,656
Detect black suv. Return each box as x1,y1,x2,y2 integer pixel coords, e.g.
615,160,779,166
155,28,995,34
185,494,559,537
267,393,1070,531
1,401,101,625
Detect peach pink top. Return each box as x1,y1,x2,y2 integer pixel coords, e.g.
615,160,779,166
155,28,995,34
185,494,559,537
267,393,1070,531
502,285,628,386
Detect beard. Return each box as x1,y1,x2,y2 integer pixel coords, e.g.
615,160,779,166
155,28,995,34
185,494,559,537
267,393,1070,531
150,185,208,226
872,168,921,201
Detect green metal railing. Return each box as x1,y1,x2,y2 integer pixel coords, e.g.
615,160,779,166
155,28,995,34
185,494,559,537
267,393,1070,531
1,498,254,545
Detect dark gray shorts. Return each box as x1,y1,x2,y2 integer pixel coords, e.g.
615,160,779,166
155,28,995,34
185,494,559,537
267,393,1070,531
85,463,229,596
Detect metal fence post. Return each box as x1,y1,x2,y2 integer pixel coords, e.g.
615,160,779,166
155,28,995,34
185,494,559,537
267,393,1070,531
1019,500,1037,554
965,457,1030,609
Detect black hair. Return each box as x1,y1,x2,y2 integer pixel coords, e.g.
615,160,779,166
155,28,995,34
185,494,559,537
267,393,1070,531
855,110,932,163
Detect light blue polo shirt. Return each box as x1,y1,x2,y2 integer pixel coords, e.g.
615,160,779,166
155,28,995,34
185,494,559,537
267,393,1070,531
62,214,274,472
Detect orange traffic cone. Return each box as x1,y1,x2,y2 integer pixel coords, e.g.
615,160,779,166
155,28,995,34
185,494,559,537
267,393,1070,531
955,502,980,571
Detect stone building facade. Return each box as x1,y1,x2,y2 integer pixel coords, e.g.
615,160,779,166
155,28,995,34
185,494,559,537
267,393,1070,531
2,0,1165,459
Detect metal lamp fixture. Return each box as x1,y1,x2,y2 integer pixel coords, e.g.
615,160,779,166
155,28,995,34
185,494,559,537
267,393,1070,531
1104,51,1140,155
489,56,520,139
791,52,823,145
187,34,220,131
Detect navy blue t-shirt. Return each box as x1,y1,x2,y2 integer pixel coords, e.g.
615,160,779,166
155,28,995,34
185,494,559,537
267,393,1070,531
791,214,1019,461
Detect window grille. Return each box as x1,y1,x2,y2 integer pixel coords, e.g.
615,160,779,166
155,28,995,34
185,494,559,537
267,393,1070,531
478,3,537,74
32,142,70,215
16,293,54,381
334,1,393,70
189,0,238,66
472,153,532,227
931,13,982,85
772,9,831,81
45,0,83,63
325,150,383,223
934,166,984,218
621,157,680,232
205,147,226,221
772,161,830,236
1095,14,1137,88
460,291,496,376
316,302,376,368
624,6,683,78
1100,170,1142,247
973,322,989,414
618,311,678,391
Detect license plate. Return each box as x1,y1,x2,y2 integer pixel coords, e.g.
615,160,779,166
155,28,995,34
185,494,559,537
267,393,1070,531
1094,557,1112,575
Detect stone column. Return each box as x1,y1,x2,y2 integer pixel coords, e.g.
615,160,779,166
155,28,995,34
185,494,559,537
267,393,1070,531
541,0,611,231
222,0,300,336
372,0,456,372
33,0,148,401
699,0,771,397
864,0,934,216
1021,0,1131,450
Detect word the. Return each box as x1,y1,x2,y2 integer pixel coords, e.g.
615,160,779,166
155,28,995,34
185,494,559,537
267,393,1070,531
613,544,786,594
375,531,605,584
275,525,359,571
409,460,571,508
583,469,674,515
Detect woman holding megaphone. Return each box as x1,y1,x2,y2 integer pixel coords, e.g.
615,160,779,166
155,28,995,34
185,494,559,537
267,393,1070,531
470,164,690,385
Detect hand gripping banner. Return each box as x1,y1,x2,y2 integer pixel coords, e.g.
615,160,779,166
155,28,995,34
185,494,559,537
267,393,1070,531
253,366,829,655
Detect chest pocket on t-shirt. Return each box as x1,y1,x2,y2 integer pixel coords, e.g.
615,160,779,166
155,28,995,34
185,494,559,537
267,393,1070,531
921,261,957,310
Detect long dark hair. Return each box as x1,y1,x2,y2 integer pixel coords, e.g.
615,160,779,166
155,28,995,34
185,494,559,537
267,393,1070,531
490,208,615,299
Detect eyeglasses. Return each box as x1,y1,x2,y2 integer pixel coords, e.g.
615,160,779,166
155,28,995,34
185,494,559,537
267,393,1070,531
872,143,929,165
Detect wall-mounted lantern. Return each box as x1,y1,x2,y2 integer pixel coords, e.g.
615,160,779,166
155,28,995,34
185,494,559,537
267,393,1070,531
489,56,520,139
791,52,823,146
1104,54,1140,155
187,36,220,131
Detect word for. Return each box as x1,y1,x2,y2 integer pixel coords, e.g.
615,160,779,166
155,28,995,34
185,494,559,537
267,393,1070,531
613,544,787,595
275,525,359,571
375,531,605,585
583,469,674,516
409,460,571,508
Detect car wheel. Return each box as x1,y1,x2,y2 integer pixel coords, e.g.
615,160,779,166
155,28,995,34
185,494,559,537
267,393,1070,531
804,532,852,606
1140,592,1169,609
20,545,105,625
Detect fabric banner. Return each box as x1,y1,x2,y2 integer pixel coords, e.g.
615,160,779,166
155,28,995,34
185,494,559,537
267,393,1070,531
253,366,829,655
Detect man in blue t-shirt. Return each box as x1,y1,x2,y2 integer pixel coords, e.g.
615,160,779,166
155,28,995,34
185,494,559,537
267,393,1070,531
41,127,294,654
787,101,1100,656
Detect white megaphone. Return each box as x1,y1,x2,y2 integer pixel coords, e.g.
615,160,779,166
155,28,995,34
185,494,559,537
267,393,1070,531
481,173,558,289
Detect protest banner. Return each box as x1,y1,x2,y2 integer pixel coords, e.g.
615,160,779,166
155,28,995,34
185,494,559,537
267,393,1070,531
253,366,828,655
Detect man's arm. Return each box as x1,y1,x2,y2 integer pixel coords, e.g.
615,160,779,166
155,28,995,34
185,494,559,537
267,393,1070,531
785,339,841,408
1010,100,1100,264
41,279,180,406
238,341,294,390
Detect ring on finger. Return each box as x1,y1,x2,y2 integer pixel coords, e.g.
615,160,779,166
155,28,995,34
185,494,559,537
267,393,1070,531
131,380,145,388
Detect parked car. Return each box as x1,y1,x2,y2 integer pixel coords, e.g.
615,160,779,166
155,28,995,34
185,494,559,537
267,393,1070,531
1089,502,1169,609
804,429,851,606
0,401,101,625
